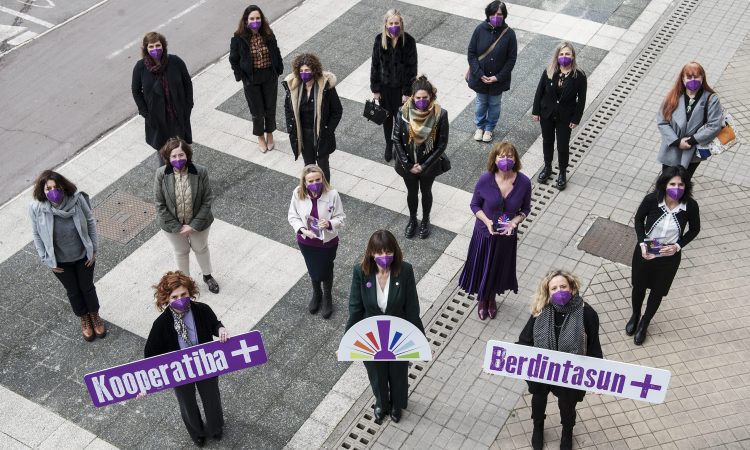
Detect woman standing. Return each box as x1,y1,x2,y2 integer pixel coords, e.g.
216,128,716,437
229,5,284,153
657,62,723,178
132,32,194,161
154,138,220,294
393,75,449,239
283,53,343,183
532,41,587,190
29,170,106,341
628,166,700,345
144,271,229,446
346,230,424,424
288,165,346,319
517,270,602,450
370,9,418,162
458,142,531,320
467,1,517,143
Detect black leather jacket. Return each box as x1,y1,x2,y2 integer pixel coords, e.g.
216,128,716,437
392,109,449,178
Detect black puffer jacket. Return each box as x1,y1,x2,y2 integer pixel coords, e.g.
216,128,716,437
392,108,449,178
370,33,418,96
228,33,284,83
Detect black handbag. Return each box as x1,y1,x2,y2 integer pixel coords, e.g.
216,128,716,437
439,155,451,173
363,99,388,125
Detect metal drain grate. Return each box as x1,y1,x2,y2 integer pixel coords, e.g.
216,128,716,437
578,217,637,266
93,190,155,244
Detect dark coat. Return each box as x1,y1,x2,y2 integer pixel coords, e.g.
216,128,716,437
154,162,214,233
532,69,587,125
144,302,224,358
228,34,284,83
131,55,194,150
282,71,343,160
634,192,700,248
467,22,517,95
370,33,418,96
393,109,449,178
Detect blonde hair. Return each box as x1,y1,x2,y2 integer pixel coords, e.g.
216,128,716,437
296,164,331,200
381,9,404,50
546,41,580,79
530,270,582,317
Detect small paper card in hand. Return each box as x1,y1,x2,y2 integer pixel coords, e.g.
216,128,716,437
307,216,323,239
644,237,666,256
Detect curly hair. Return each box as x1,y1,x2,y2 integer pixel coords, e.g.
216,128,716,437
530,270,582,317
159,137,193,164
32,170,77,202
292,53,323,81
153,271,200,311
141,32,167,60
486,141,522,173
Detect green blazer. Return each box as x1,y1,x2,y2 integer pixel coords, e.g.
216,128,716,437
346,261,424,335
154,162,214,233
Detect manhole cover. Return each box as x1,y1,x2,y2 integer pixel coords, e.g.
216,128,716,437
93,190,155,244
578,217,636,266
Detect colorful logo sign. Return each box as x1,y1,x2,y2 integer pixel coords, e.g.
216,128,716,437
483,340,671,404
84,331,267,407
337,316,431,361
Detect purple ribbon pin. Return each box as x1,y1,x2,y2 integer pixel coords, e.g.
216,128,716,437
366,281,372,288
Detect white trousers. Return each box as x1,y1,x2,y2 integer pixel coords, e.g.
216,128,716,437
163,227,213,276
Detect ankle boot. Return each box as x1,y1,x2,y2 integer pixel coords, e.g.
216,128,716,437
89,311,107,338
477,298,488,320
556,170,567,190
418,217,431,239
634,316,651,345
308,280,322,314
384,144,393,162
80,315,95,342
320,277,334,319
538,163,552,182
488,298,498,319
625,312,640,336
560,426,573,450
405,217,418,238
531,418,544,450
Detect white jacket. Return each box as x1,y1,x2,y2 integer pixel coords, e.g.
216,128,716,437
288,187,345,244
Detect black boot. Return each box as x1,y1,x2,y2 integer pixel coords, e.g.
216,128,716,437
405,217,418,238
384,143,393,162
531,418,544,450
560,426,573,450
308,280,322,314
538,163,552,182
634,316,651,345
625,312,640,336
556,170,567,190
320,277,333,319
419,217,431,239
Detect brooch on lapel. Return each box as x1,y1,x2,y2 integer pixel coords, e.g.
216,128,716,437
395,282,399,286
366,281,372,288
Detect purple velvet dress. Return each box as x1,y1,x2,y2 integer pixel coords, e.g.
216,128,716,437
458,171,532,300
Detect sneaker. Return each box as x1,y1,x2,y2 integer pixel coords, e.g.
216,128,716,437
482,131,493,142
473,129,484,141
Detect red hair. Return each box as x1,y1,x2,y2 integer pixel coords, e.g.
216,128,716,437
661,62,715,121
152,271,199,311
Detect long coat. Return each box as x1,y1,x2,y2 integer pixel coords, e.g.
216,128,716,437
532,69,587,125
228,33,284,83
154,162,214,233
370,32,418,96
131,54,194,150
656,91,722,168
467,21,517,95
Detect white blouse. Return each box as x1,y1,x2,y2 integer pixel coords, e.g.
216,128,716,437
649,200,686,245
376,273,390,313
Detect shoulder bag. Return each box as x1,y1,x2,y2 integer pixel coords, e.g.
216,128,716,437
465,28,509,82
698,93,738,157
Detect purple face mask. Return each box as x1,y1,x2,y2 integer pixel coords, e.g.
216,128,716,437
666,187,684,201
387,25,401,36
489,15,504,27
414,98,430,111
496,158,514,172
46,188,64,204
171,159,187,171
558,56,573,67
374,255,394,270
685,79,702,91
550,290,572,306
170,296,191,313
300,72,314,83
307,181,323,197
148,48,163,60
247,20,262,31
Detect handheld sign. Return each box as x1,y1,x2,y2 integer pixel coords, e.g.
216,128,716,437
338,316,431,361
84,331,267,407
483,341,671,404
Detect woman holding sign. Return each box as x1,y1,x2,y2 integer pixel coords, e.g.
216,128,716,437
346,230,424,424
629,166,700,345
517,270,602,450
288,165,346,319
144,271,229,447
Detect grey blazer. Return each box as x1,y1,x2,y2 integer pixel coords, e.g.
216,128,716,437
656,92,722,168
154,162,214,233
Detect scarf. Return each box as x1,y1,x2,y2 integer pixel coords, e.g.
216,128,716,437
49,192,79,219
143,54,178,124
171,307,195,347
401,98,441,146
533,294,585,355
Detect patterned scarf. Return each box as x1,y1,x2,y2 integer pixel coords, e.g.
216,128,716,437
143,54,178,123
170,307,194,347
401,98,441,146
533,294,585,355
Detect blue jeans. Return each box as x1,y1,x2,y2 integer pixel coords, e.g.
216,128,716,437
474,92,503,131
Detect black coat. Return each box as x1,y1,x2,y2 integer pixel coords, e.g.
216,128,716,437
131,55,194,150
144,302,224,358
370,33,418,96
282,72,343,160
532,69,587,125
393,109,449,178
467,22,517,95
634,192,700,248
228,34,284,83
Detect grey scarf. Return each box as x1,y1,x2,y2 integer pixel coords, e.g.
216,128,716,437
48,193,79,219
171,308,195,347
533,294,585,355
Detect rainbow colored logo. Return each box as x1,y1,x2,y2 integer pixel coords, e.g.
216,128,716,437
337,316,431,361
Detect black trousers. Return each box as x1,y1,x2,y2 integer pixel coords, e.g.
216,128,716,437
379,86,403,150
242,68,278,136
661,163,700,180
52,258,99,316
402,172,436,219
531,387,577,429
174,376,224,441
302,127,331,182
363,360,409,411
540,117,572,170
